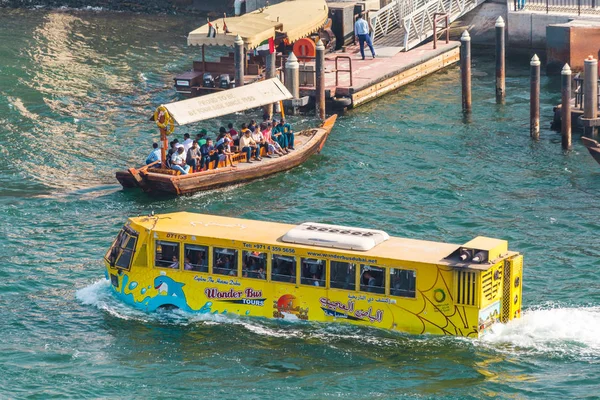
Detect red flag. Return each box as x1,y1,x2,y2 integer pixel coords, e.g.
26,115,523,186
268,37,275,54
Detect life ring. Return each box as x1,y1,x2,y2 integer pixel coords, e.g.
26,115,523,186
154,105,175,135
433,288,446,303
293,38,316,61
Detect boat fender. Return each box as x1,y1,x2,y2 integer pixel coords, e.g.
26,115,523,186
154,105,175,134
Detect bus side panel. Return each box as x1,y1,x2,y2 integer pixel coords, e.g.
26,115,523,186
507,255,523,321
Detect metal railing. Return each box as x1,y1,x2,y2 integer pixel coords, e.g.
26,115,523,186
573,73,600,109
432,13,449,49
514,0,599,15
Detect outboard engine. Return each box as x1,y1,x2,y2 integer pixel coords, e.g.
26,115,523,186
203,73,215,88
219,74,231,89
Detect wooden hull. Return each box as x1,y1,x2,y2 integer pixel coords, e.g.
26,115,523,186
117,115,337,195
582,137,600,166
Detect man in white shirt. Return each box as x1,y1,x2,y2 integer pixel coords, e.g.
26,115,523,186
239,130,261,163
182,133,194,152
170,146,191,174
354,12,376,60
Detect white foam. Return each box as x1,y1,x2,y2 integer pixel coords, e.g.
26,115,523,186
481,305,600,357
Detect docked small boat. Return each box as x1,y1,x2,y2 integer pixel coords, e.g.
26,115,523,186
582,137,600,166
104,212,524,337
116,78,337,195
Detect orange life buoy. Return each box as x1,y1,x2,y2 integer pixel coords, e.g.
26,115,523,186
293,38,316,61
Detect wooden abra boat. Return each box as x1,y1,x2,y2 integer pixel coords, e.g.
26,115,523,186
582,137,600,166
117,115,336,195
116,78,337,195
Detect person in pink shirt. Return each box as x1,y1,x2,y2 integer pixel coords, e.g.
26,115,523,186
261,122,286,157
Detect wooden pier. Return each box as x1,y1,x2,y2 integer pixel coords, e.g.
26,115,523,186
298,40,460,110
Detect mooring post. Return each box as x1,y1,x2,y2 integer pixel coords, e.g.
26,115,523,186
264,51,277,117
284,52,299,115
530,54,541,140
234,34,244,87
583,55,599,136
315,39,326,121
495,16,506,103
460,30,472,113
561,63,572,149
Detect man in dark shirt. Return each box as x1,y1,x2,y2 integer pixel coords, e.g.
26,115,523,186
200,138,219,170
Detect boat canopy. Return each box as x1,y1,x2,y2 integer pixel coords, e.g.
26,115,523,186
282,223,390,252
187,0,328,49
162,78,292,126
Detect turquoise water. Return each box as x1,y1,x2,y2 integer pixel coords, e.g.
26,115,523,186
2,8,600,399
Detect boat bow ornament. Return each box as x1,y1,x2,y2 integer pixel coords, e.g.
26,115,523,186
187,0,329,49
369,0,484,51
160,78,292,126
282,222,390,251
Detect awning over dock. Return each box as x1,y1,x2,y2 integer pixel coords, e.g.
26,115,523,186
163,78,293,126
187,0,328,49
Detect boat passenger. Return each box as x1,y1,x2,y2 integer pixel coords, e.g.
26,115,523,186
169,256,179,269
200,138,219,170
263,122,287,156
249,119,257,133
183,257,194,270
271,120,288,150
166,140,177,168
171,147,191,175
228,123,239,145
145,143,161,165
196,129,207,146
280,119,295,150
173,138,184,150
362,271,376,292
182,133,194,152
239,130,261,163
186,140,202,172
251,128,269,158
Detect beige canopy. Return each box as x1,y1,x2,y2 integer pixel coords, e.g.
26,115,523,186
187,0,328,49
163,78,292,126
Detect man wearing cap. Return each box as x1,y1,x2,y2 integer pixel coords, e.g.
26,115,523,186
239,130,261,163
170,146,191,175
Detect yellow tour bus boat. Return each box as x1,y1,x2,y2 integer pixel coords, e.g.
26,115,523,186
104,212,523,337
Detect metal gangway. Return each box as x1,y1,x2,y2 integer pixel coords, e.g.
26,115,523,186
369,0,486,51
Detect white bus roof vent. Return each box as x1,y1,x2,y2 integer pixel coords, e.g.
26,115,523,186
282,222,390,251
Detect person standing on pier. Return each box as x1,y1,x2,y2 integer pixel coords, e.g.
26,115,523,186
354,12,376,60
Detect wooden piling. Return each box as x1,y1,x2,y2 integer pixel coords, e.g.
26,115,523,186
561,63,572,149
234,35,244,87
316,39,326,121
264,51,277,117
495,16,505,103
530,54,540,140
460,30,471,113
284,52,299,115
583,55,598,136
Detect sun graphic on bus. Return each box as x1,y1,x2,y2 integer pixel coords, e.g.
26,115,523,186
273,294,308,320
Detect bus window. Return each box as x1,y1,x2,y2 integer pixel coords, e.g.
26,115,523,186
214,247,238,276
242,251,266,280
272,255,296,284
184,244,208,272
156,241,180,269
115,234,137,270
390,268,416,298
360,265,385,294
330,261,356,290
301,258,325,287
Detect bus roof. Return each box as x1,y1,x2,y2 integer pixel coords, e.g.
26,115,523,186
128,212,509,268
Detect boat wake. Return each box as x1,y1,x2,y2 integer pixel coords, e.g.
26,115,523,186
76,281,600,356
481,305,600,357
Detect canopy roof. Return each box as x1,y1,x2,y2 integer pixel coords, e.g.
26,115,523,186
163,78,292,126
187,0,328,49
